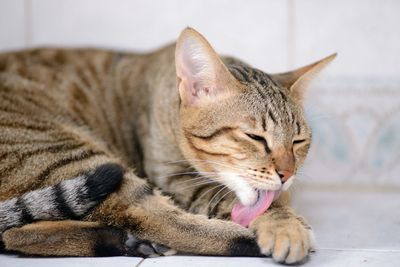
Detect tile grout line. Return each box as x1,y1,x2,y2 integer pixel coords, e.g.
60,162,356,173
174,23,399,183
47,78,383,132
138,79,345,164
135,258,146,267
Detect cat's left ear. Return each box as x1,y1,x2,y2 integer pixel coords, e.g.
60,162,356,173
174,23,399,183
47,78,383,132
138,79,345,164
271,53,337,102
175,27,239,107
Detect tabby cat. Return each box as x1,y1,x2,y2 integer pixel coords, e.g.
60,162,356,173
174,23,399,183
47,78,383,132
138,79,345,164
0,28,335,264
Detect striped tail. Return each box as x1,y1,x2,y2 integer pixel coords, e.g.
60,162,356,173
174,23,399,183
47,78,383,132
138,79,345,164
0,163,123,233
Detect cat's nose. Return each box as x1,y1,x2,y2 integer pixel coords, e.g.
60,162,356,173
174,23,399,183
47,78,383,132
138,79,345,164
277,170,293,183
273,147,295,183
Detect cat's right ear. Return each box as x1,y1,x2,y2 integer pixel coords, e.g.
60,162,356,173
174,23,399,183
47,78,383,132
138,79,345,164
271,54,337,103
175,27,238,107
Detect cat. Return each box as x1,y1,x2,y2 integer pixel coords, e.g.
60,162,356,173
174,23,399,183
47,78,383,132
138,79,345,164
0,27,335,264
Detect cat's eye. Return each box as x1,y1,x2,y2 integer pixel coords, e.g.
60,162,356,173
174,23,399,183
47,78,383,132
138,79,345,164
245,133,271,154
293,139,306,145
245,133,264,141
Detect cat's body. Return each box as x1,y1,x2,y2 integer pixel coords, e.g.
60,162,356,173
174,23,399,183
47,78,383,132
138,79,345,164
0,28,334,264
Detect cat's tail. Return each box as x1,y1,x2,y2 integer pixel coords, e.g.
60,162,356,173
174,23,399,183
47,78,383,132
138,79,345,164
0,163,123,233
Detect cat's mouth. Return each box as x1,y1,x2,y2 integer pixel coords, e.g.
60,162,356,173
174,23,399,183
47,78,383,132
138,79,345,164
231,189,280,227
230,176,295,227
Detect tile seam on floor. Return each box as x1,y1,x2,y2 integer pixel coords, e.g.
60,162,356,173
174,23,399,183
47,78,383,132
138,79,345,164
135,258,146,267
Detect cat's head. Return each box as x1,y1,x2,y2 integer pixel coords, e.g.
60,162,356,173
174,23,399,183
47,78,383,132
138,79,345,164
176,27,335,207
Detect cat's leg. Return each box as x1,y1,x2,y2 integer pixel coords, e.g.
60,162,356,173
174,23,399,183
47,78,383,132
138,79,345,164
0,122,260,257
2,220,125,256
2,220,176,257
182,181,313,264
249,196,315,264
87,171,261,256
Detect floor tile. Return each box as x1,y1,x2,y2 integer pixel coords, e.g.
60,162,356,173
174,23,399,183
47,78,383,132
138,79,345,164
292,188,400,250
308,250,400,267
139,251,400,267
139,255,276,267
0,255,142,267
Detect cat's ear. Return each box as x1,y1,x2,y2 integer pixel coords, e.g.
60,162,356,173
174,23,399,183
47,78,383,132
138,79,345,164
175,27,237,107
271,53,337,102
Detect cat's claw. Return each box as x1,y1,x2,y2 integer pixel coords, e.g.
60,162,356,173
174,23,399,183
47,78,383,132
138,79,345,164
251,210,315,264
125,234,177,257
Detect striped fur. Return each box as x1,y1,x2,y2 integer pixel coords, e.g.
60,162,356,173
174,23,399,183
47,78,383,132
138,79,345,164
0,28,334,263
0,164,123,232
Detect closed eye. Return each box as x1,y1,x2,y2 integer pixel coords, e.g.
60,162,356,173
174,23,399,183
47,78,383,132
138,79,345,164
245,133,264,141
293,139,306,145
245,133,271,154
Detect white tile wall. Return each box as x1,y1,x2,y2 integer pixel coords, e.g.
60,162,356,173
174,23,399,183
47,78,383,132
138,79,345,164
302,80,400,188
2,0,399,76
29,0,289,72
0,0,26,51
0,0,399,189
292,0,400,79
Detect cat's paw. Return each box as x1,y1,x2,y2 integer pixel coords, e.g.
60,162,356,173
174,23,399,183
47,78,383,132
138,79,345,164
125,233,177,257
250,210,315,264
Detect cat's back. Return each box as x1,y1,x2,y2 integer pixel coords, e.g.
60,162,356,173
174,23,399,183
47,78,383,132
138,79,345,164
0,48,139,119
0,44,176,129
0,48,124,87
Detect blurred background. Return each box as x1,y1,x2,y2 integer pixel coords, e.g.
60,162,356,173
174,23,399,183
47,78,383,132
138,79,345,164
1,0,399,191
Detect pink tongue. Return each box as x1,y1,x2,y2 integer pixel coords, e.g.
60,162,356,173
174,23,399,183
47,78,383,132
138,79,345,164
231,190,275,227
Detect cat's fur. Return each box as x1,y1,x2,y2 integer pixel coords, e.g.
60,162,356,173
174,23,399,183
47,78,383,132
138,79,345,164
0,28,334,264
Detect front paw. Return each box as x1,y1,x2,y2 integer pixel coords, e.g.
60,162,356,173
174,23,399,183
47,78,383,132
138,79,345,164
250,209,315,264
125,233,177,257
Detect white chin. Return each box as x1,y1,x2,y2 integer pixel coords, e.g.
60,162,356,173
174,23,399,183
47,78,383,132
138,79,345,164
219,173,258,206
236,188,258,206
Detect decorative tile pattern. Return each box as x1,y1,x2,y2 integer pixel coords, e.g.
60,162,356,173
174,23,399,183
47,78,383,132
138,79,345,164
300,79,400,188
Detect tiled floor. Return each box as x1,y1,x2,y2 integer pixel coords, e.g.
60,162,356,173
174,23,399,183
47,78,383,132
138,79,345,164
1,188,400,266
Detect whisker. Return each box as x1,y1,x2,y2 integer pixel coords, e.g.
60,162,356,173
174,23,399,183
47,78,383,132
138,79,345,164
162,159,245,172
155,171,219,180
205,186,227,214
217,171,245,176
209,190,233,215
194,184,225,203
173,176,212,186
177,180,219,191
228,195,238,209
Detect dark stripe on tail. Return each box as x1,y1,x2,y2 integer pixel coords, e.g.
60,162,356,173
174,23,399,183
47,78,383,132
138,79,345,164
54,183,80,220
85,163,124,203
15,199,34,225
0,163,124,233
